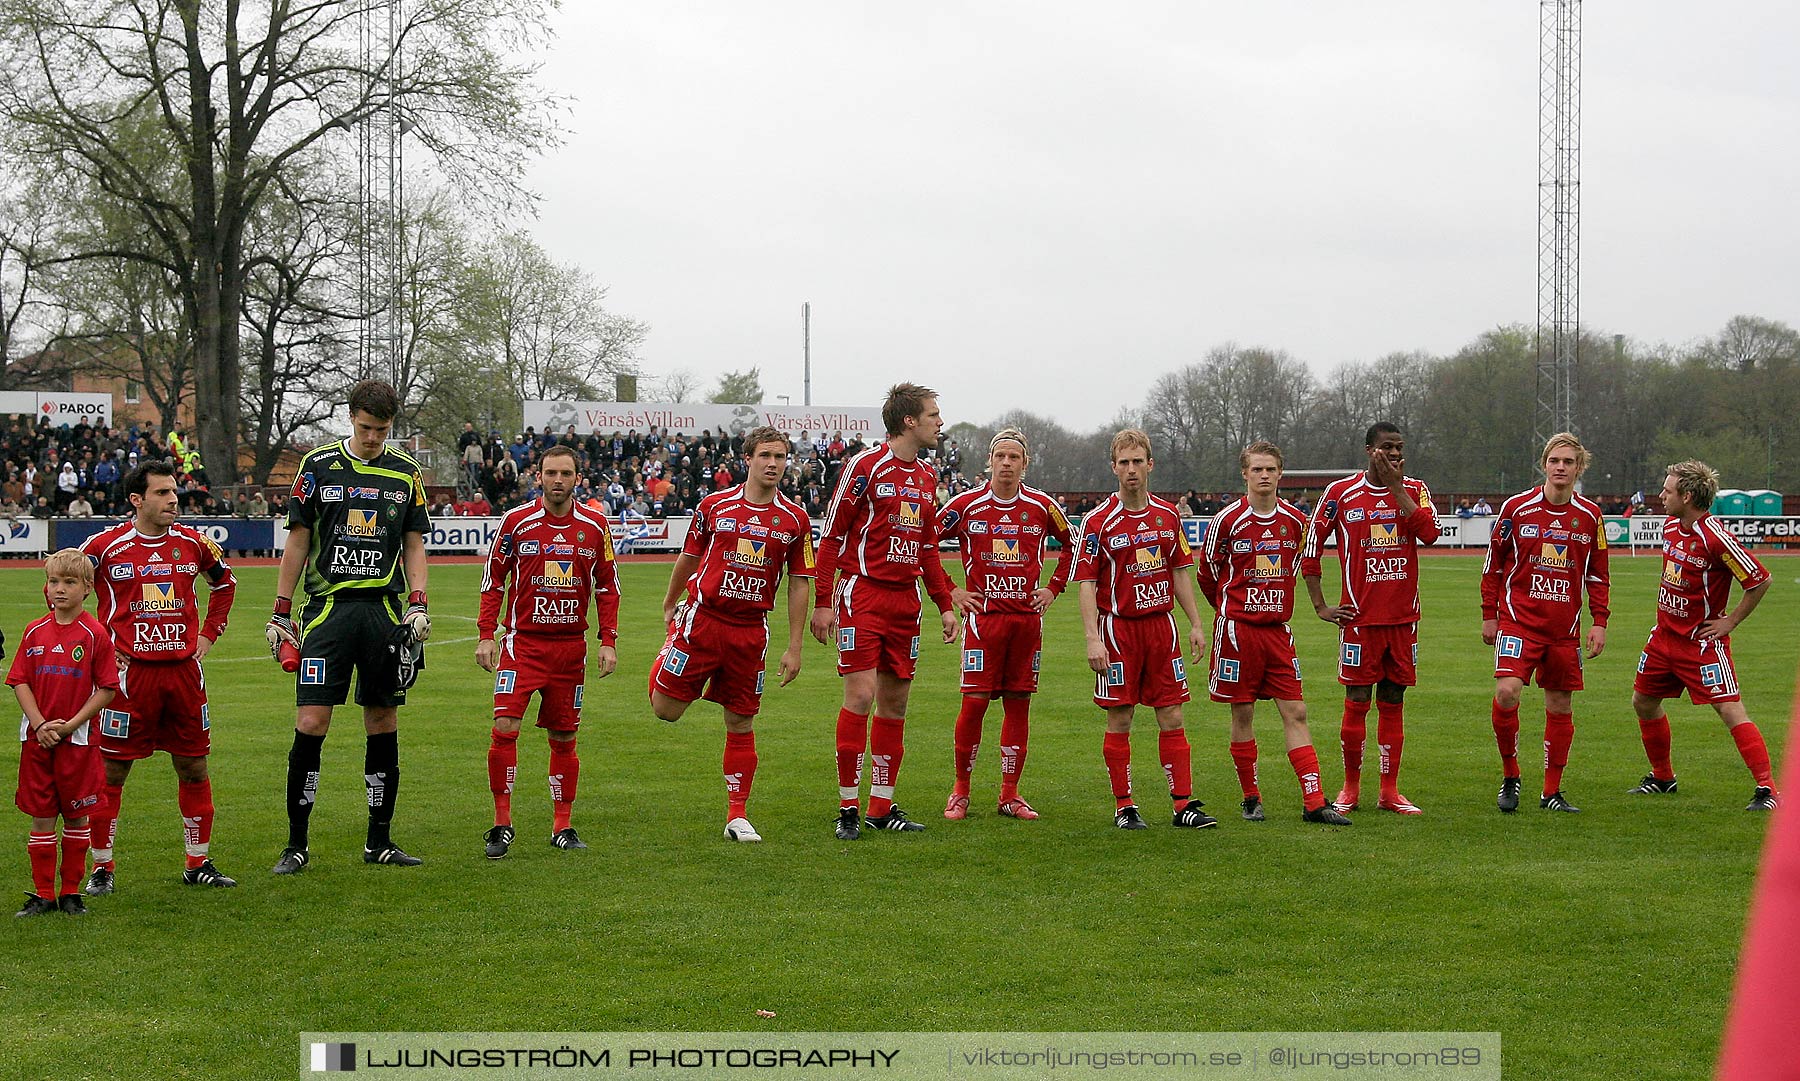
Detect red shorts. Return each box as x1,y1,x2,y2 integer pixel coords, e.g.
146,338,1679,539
1493,622,1583,691
15,737,104,819
650,605,770,718
1634,630,1740,704
1338,623,1417,686
1093,613,1190,709
835,576,923,679
101,657,209,761
1209,618,1303,704
960,611,1042,695
492,634,587,731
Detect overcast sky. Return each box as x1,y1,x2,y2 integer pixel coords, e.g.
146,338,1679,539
521,2,1800,430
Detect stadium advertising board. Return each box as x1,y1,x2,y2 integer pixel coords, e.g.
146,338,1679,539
522,400,884,442
50,517,273,552
277,516,699,554
0,519,50,554
0,390,114,427
1605,515,1800,547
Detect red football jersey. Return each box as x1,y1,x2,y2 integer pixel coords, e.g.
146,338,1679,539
1073,494,1193,618
478,501,621,644
1480,488,1610,639
1301,473,1440,625
1654,515,1770,640
680,486,816,625
79,522,236,660
938,484,1074,615
814,445,953,609
8,612,119,745
1198,498,1309,625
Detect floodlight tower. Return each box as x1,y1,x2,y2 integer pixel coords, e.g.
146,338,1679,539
1537,0,1581,449
357,0,405,384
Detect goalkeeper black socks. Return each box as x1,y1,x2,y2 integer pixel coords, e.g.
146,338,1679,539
286,730,326,850
365,731,400,850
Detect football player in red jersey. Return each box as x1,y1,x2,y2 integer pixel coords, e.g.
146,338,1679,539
652,427,815,842
1075,429,1216,830
78,461,238,892
1301,422,1439,814
1628,460,1777,810
811,384,957,838
1480,434,1610,813
936,428,1073,821
476,445,620,857
1199,442,1351,826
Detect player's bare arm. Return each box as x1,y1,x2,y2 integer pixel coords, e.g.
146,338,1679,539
1079,581,1108,675
1304,573,1355,626
1481,618,1499,646
779,573,807,687
474,638,498,672
1368,444,1419,515
810,605,836,646
1171,570,1205,661
1699,579,1770,641
1585,624,1607,658
661,552,701,626
939,608,958,644
1030,586,1055,614
950,584,983,615
594,643,618,678
265,524,309,655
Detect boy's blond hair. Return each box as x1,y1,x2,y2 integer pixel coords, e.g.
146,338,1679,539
44,548,94,587
1110,428,1153,462
1541,432,1591,473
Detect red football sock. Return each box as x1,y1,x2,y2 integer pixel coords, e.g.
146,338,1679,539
723,730,758,819
488,727,519,826
1340,699,1371,789
1638,715,1674,780
176,778,214,872
1376,700,1405,798
1492,701,1522,779
1731,722,1775,788
1543,712,1574,796
28,831,56,899
835,707,868,808
866,715,906,818
998,697,1030,801
60,827,90,896
1103,731,1133,808
1230,739,1261,800
952,697,988,797
1158,728,1193,807
548,737,579,832
1288,745,1327,811
90,781,123,870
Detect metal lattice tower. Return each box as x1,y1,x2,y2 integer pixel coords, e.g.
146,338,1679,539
357,0,404,384
1536,0,1580,449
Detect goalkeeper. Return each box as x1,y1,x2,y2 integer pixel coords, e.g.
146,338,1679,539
263,380,434,874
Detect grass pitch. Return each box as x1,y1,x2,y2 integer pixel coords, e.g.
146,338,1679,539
0,552,1793,1080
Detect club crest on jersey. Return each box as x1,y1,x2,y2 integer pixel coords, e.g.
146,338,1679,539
1368,522,1400,547
1538,542,1570,569
71,644,84,662
343,509,378,537
991,538,1024,563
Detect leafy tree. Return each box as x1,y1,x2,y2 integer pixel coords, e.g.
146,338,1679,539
710,367,763,404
